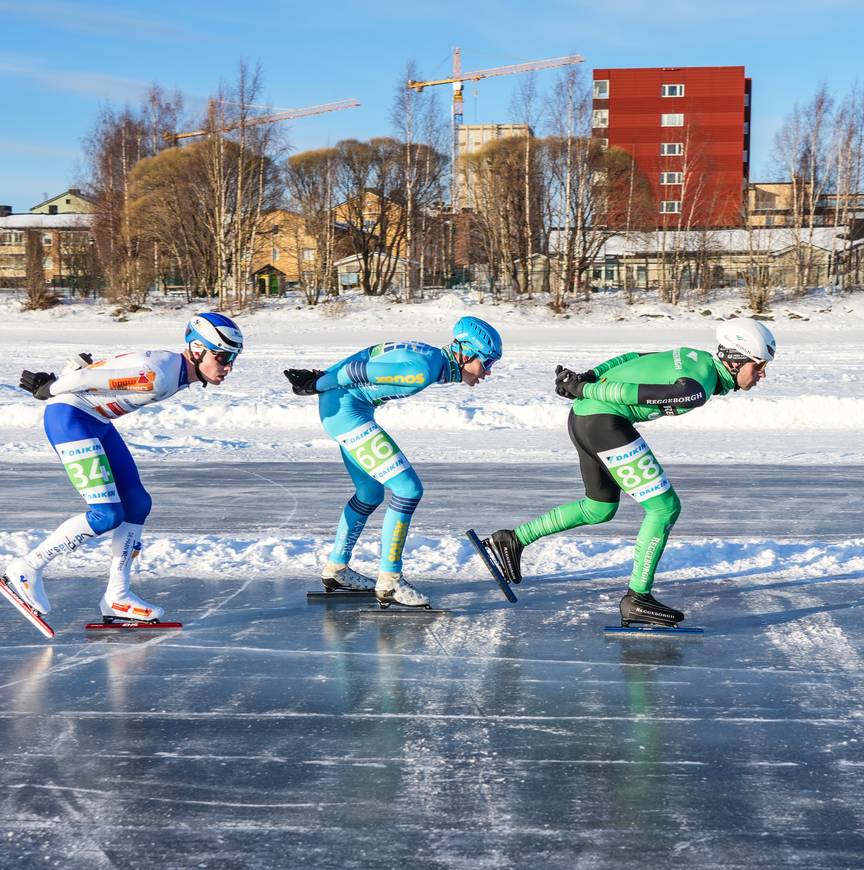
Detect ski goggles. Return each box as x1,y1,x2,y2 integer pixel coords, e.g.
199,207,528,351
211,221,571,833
465,354,497,373
211,350,239,366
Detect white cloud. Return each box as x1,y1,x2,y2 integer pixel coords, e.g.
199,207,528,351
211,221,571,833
0,0,193,40
0,54,148,100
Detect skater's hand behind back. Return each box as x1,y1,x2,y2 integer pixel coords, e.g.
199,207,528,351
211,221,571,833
20,370,57,400
284,368,324,395
554,365,596,399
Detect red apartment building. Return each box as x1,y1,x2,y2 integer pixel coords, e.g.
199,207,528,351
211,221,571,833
592,66,751,228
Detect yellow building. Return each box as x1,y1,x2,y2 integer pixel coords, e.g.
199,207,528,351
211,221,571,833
251,210,319,294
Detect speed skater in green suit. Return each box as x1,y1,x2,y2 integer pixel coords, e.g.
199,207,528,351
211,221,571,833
483,317,776,627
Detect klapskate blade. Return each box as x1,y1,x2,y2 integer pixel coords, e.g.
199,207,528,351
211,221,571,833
85,621,183,631
357,607,452,616
604,625,704,636
465,529,518,603
306,590,376,602
0,576,55,639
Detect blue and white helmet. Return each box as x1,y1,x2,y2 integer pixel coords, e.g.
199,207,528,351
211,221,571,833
185,312,244,359
450,316,502,371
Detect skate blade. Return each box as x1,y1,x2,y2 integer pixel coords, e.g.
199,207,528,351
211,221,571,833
604,624,704,636
0,575,55,639
465,528,518,603
306,590,376,602
85,619,183,631
358,607,451,616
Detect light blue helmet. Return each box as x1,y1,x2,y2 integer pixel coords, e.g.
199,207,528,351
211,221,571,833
185,312,244,359
450,316,502,371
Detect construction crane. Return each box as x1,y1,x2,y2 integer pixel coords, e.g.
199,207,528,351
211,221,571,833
407,49,583,209
164,98,360,144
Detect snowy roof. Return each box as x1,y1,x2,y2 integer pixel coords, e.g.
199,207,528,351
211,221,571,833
0,213,93,230
586,227,844,256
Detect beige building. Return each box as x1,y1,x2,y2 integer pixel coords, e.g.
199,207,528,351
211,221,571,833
747,182,864,228
455,123,532,211
0,213,94,286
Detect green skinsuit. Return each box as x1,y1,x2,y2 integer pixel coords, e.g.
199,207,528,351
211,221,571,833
516,349,736,593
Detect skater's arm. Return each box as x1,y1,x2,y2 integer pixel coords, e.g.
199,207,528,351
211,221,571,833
579,376,708,408
44,356,158,397
316,358,432,391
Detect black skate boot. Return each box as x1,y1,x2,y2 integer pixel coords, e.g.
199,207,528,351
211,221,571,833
487,530,524,584
619,589,684,628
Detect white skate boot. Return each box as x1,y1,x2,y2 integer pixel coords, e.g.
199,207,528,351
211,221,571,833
4,558,51,614
99,590,164,623
375,571,430,608
322,561,376,593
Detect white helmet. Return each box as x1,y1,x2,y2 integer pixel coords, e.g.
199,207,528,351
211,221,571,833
716,318,776,366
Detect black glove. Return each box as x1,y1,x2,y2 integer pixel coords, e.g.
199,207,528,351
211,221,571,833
284,368,324,396
554,365,596,400
20,370,57,400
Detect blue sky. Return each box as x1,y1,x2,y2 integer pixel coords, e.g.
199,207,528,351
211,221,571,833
1,0,862,210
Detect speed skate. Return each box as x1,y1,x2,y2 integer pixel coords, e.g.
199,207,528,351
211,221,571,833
0,573,55,639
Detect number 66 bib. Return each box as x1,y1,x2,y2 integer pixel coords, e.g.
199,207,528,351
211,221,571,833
56,438,120,504
600,436,670,503
336,421,409,483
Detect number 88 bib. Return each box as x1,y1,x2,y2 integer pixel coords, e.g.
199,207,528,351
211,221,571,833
599,436,670,503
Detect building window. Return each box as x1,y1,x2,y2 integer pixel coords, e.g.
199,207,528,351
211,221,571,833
660,142,683,156
592,109,609,128
744,122,749,134
661,113,684,127
660,172,683,185
660,200,681,214
42,234,53,246
302,248,315,262
593,79,609,99
743,150,749,162
595,138,609,150
48,205,58,215
661,84,685,97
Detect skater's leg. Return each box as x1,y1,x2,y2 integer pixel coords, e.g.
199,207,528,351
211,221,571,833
328,447,385,565
379,466,423,574
487,413,621,582
5,406,123,613
375,463,428,607
97,426,163,621
515,497,618,546
628,487,681,595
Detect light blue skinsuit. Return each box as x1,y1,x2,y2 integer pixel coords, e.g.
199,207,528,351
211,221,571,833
315,341,461,572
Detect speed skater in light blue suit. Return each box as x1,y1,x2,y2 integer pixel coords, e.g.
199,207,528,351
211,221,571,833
285,316,502,608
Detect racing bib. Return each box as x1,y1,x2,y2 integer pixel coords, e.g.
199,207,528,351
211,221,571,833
599,436,670,503
55,438,120,504
336,421,409,483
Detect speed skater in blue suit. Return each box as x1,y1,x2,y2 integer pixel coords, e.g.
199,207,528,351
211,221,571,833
285,316,502,608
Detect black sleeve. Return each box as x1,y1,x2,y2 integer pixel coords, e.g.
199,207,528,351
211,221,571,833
637,377,707,411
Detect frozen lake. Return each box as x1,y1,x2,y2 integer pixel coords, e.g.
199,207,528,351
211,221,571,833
1,463,863,868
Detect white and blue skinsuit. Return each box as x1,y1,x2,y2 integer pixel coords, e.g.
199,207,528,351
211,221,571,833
37,351,191,561
316,341,462,573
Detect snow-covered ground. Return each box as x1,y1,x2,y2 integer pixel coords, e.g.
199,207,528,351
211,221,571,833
2,287,864,467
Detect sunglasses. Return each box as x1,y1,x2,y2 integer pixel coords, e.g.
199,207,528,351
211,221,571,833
211,350,239,366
